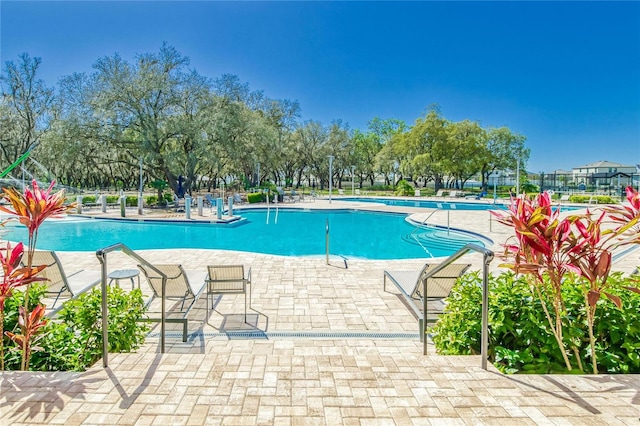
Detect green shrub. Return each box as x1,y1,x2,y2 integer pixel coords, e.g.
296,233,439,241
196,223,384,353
81,195,96,204
105,195,119,204
569,195,616,204
164,193,174,203
2,284,148,371
146,195,158,205
58,286,148,370
247,192,265,203
125,195,138,206
395,179,414,196
431,271,640,374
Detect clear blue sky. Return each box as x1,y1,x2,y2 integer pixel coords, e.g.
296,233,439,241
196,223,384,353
2,1,639,173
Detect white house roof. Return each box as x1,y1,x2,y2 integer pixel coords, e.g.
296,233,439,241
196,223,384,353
572,160,635,170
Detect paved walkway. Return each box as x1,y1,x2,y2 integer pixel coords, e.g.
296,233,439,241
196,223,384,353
1,198,639,425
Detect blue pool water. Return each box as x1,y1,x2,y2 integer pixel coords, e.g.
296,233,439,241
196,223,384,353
3,209,486,260
341,197,582,211
342,197,509,210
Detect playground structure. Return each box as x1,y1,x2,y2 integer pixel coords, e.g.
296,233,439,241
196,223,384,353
0,147,77,194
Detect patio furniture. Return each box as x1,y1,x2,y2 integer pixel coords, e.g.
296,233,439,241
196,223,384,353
137,263,207,342
27,250,101,311
383,262,471,331
206,265,251,322
108,268,140,289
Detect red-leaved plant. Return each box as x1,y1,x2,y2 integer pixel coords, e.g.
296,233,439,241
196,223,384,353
0,242,47,370
5,304,48,370
0,180,72,370
492,187,640,373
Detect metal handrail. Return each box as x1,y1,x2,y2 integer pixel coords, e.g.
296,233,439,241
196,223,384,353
409,208,446,237
407,209,449,256
422,243,494,370
96,243,168,368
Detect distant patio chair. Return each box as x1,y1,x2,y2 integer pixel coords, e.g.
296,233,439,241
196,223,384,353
233,193,243,204
434,189,446,198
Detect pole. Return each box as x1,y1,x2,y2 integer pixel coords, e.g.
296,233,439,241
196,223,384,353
493,176,497,203
139,157,143,198
351,165,355,195
516,156,521,196
328,156,334,204
325,219,329,265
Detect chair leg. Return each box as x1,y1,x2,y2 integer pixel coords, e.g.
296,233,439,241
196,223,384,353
244,290,247,324
206,292,209,321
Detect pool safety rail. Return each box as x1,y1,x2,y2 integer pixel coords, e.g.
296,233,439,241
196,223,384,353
96,243,172,367
325,218,348,269
422,243,493,370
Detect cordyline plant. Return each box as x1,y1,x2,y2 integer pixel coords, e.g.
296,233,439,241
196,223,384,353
0,242,46,370
5,304,47,370
0,180,73,370
492,187,640,373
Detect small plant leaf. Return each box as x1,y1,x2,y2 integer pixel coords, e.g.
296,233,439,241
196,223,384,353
603,292,622,309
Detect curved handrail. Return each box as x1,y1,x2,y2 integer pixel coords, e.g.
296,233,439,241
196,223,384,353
422,243,494,370
407,209,442,256
96,243,168,368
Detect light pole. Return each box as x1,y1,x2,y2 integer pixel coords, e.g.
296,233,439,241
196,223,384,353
351,165,355,195
139,157,144,198
328,155,334,204
516,156,521,196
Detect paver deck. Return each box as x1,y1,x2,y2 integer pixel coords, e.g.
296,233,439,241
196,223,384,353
1,198,639,425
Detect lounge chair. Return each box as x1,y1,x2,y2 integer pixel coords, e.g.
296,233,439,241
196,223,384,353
434,189,446,198
383,263,471,333
137,264,207,341
233,193,243,204
206,265,252,322
26,251,101,311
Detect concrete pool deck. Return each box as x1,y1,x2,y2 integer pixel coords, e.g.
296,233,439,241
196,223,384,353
1,198,639,425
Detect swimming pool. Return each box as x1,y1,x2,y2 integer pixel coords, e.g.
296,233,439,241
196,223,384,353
2,209,486,260
341,197,583,211
342,197,508,210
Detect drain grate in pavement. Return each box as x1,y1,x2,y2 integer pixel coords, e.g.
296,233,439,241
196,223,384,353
147,331,420,340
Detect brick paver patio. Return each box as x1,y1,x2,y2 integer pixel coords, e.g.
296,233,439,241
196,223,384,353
1,199,639,425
